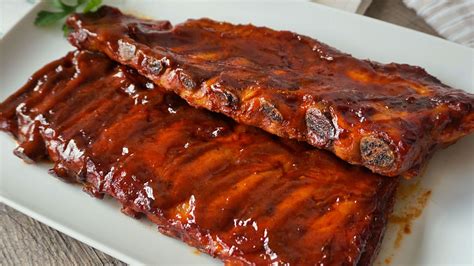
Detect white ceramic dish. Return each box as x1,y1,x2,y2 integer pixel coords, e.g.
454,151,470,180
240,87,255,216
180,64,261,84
1,1,473,265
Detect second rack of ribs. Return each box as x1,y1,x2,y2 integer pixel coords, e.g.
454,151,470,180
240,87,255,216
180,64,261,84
0,51,398,265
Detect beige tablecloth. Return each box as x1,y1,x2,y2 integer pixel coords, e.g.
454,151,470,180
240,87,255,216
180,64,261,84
404,0,474,47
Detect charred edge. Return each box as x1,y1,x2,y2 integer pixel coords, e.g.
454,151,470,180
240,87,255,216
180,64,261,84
360,136,395,169
260,100,283,122
13,138,46,163
219,91,240,110
179,72,196,90
305,108,335,147
142,57,164,75
83,184,104,199
48,163,83,183
48,164,68,178
121,205,142,218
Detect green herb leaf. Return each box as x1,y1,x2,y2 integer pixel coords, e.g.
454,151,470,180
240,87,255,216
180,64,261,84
34,0,103,37
34,10,69,26
52,0,76,10
62,24,73,37
83,0,103,13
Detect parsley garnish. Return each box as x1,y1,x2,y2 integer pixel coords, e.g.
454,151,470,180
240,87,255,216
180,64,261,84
34,0,102,36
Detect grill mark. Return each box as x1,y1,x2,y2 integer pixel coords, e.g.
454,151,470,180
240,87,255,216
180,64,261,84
43,82,102,127
99,115,195,208
105,117,201,176
31,71,108,121
159,141,218,173
89,109,150,159
161,145,239,207
231,178,301,227
199,168,281,230
82,99,168,195
106,120,237,209
193,166,259,203
258,185,316,228
53,80,122,134
301,200,358,241
268,195,339,247
60,92,130,142
46,95,133,179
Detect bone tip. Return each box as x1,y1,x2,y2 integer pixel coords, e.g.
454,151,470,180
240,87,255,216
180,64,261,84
360,135,395,170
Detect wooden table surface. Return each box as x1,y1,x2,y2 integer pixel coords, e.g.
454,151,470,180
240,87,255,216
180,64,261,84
0,1,442,265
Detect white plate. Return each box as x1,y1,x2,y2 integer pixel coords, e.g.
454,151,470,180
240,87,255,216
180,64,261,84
1,1,473,265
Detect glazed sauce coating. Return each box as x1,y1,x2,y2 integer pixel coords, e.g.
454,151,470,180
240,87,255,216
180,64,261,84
66,6,474,177
0,51,398,265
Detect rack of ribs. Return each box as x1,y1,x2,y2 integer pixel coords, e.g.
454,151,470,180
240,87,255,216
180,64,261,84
0,51,398,265
66,6,474,177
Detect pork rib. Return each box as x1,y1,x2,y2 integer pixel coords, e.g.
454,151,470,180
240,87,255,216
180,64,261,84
0,51,398,265
66,6,474,177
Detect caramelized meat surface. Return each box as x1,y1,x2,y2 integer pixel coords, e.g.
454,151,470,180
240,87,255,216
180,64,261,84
66,6,474,177
0,51,398,265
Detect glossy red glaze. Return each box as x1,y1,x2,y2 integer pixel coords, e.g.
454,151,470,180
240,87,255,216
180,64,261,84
66,6,474,177
0,51,398,265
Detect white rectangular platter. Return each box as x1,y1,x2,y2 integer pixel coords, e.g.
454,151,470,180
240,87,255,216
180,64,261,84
1,1,473,265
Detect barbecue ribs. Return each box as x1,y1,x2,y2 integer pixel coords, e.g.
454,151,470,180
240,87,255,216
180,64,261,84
66,6,474,177
0,51,398,265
